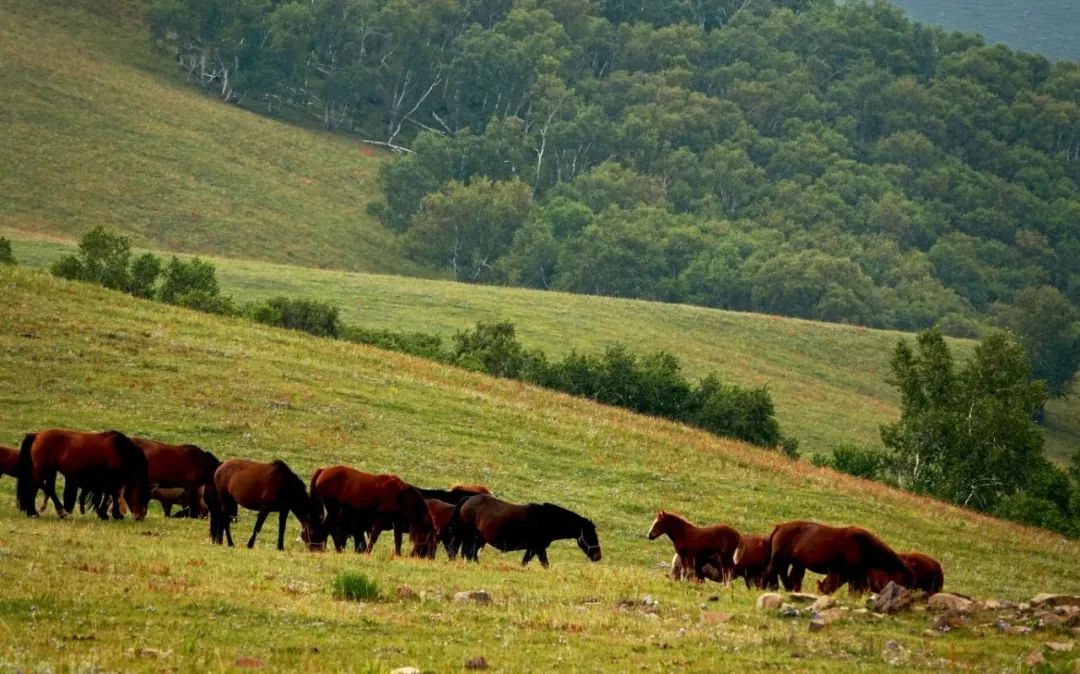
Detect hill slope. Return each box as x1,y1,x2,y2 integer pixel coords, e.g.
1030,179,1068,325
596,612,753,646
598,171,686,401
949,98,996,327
10,235,1080,462
0,0,414,273
1,266,1079,671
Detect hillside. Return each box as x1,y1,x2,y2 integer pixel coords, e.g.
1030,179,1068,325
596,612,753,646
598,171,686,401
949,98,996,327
887,0,1080,61
2,266,1080,671
8,235,1080,463
0,0,415,274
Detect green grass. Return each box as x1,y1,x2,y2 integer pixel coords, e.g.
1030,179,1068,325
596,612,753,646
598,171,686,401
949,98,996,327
331,572,380,602
0,0,418,274
9,234,1080,463
1,266,1079,672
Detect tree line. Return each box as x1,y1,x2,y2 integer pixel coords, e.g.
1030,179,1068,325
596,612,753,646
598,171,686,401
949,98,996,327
147,0,1080,397
47,227,791,452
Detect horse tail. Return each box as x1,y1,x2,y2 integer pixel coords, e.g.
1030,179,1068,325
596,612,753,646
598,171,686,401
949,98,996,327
446,495,473,559
15,433,38,513
205,473,222,543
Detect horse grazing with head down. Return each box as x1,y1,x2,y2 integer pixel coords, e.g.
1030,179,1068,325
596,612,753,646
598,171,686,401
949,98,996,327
309,466,435,557
763,520,912,594
648,511,741,582
134,437,219,519
859,551,943,594
449,494,601,567
16,429,150,520
424,498,458,559
208,459,323,551
732,533,773,589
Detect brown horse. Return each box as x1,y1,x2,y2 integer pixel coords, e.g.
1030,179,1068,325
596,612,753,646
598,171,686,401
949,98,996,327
449,494,601,567
208,459,322,551
425,498,457,558
417,483,491,504
16,430,150,520
763,520,913,593
732,533,773,589
151,485,207,518
816,550,943,595
1,444,18,477
309,466,435,557
135,437,219,519
648,511,741,582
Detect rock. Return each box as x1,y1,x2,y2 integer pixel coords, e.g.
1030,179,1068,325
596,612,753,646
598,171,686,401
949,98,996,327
934,611,966,632
885,640,900,651
757,593,784,611
233,657,264,669
928,593,974,614
1046,642,1075,653
465,656,489,669
454,590,491,604
808,619,825,633
641,595,658,607
396,586,418,601
1024,651,1046,668
1036,611,1071,628
873,582,914,614
1019,603,1031,612
779,603,800,618
1033,594,1080,609
810,595,836,612
983,599,1013,611
390,668,421,674
788,592,819,604
817,608,847,625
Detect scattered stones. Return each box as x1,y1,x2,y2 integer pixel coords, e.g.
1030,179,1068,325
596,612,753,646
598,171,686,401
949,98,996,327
927,593,974,614
779,603,800,618
873,582,914,615
816,608,847,625
1046,642,1075,653
1024,651,1046,668
808,619,825,633
934,611,966,632
1033,595,1080,609
810,595,836,612
465,656,489,669
454,590,491,604
983,599,1013,611
701,611,732,624
390,668,421,674
396,586,418,601
757,593,784,611
787,592,819,604
233,657,265,669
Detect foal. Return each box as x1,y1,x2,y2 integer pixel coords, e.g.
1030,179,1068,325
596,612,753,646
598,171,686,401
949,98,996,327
648,511,741,582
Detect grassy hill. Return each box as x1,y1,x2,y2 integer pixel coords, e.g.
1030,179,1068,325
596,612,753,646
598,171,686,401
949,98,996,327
2,266,1080,671
9,235,1080,463
0,0,417,274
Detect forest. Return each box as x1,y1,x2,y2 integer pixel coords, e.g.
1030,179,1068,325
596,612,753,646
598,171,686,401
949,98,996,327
147,0,1079,355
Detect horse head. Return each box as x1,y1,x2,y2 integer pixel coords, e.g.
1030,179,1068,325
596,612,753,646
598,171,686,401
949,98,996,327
647,511,668,540
577,519,602,562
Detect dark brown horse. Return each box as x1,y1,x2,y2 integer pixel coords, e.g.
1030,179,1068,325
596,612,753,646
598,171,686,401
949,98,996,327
425,498,457,558
16,430,150,520
1,445,18,480
309,466,435,557
417,483,491,504
151,485,207,518
732,533,773,589
648,511,741,582
860,551,943,594
208,459,322,551
763,520,912,594
449,494,601,567
135,437,219,519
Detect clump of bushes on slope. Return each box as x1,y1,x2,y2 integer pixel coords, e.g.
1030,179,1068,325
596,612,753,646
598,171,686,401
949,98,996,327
48,228,790,453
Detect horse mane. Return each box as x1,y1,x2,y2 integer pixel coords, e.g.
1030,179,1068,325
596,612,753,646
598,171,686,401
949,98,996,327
108,431,149,481
657,510,694,527
450,484,490,494
542,502,592,528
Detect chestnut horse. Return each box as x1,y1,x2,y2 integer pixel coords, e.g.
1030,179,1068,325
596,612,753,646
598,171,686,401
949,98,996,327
425,498,457,558
763,520,912,593
16,430,150,520
208,459,322,551
449,494,602,567
417,483,491,504
135,437,219,519
648,511,741,582
862,552,943,594
309,466,435,557
732,533,773,589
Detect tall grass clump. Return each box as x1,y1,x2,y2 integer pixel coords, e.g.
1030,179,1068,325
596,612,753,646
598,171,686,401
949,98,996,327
331,572,379,602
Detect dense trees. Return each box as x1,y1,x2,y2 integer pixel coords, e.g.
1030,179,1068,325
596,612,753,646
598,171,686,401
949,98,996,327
149,0,1080,387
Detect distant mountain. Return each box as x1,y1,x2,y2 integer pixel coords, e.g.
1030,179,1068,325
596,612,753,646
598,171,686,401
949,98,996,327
887,0,1080,61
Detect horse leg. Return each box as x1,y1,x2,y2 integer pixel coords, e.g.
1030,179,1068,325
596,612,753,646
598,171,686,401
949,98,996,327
537,548,550,568
366,524,383,555
110,484,125,520
788,565,806,593
522,549,535,566
247,508,270,549
392,522,404,557
62,481,78,513
276,510,288,551
43,471,67,518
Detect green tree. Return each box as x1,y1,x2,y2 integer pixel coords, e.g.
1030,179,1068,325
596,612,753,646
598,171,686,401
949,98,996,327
127,252,162,298
158,256,220,304
991,285,1080,397
50,226,131,290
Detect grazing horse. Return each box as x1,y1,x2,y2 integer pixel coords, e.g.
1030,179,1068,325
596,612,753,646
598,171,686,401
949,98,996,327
763,520,912,594
208,459,322,551
417,484,491,505
732,534,773,589
1,445,18,480
849,551,943,594
135,437,220,519
450,494,601,567
309,466,435,557
425,498,457,558
648,511,741,582
16,430,150,520
150,485,206,518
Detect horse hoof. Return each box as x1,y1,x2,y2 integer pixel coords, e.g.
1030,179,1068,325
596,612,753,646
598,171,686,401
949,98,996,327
57,509,69,519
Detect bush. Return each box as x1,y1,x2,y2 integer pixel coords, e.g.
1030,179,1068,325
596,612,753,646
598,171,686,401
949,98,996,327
248,296,342,338
825,443,885,479
50,226,131,289
451,321,543,379
0,237,14,265
127,252,162,298
685,376,780,447
175,289,237,316
51,254,85,281
994,491,1073,536
159,256,220,304
342,326,449,361
331,572,379,601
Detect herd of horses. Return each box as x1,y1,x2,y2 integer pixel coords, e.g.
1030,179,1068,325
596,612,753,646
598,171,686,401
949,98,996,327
1,428,942,596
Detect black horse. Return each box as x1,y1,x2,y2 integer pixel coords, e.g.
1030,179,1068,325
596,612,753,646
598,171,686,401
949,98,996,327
448,494,602,567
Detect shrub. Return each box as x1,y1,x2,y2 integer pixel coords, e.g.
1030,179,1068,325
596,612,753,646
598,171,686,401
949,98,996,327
248,296,342,338
825,443,885,479
331,572,379,601
778,435,800,460
51,254,85,281
0,237,14,264
127,252,162,298
175,289,237,316
342,326,448,361
50,226,131,289
159,256,220,304
451,321,541,378
994,491,1073,536
685,376,780,447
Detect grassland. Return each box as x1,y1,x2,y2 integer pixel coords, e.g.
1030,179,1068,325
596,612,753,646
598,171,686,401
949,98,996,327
1,266,1079,672
8,234,1080,464
0,0,417,274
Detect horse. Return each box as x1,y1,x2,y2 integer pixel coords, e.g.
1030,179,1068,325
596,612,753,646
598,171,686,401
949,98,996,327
647,511,741,582
416,483,491,505
449,494,601,567
208,459,323,551
834,551,942,595
763,520,913,594
425,498,457,558
1,445,18,480
16,429,150,520
135,437,219,519
308,466,435,557
732,533,773,589
151,485,195,518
